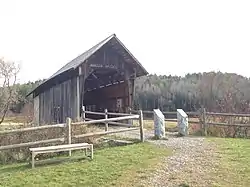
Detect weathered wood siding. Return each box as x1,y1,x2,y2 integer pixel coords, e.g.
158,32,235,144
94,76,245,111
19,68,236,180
39,77,77,124
33,96,39,126
85,44,133,75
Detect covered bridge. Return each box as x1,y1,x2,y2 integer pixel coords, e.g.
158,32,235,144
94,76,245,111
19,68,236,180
28,34,148,125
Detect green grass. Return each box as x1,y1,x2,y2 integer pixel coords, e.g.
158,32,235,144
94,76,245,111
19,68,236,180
0,143,170,187
209,138,250,187
133,120,177,130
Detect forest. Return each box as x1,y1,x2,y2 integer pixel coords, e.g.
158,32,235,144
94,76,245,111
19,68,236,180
8,71,250,116
134,72,250,113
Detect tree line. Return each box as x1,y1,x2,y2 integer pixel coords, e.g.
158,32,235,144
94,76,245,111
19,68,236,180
133,72,250,113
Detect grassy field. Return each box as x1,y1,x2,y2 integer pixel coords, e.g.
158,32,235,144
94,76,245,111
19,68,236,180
133,119,177,129
0,143,170,187
3,116,31,124
210,138,250,187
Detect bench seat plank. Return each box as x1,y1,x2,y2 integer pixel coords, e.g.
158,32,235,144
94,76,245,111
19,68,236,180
30,143,89,152
32,146,90,154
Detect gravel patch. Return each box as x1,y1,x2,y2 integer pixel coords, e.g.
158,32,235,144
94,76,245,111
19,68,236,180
111,128,219,187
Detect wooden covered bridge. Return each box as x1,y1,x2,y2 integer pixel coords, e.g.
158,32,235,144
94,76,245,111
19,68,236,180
28,34,148,125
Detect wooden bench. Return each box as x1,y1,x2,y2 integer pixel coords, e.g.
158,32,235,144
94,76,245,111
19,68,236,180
29,143,93,168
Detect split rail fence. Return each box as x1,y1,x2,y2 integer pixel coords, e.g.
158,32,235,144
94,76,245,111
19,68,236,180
0,106,144,152
132,108,250,136
1,107,249,153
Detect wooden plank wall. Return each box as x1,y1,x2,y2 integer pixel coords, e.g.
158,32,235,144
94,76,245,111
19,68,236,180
33,96,39,125
83,44,133,79
39,77,77,124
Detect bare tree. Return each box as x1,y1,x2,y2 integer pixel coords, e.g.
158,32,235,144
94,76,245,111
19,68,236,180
0,58,20,124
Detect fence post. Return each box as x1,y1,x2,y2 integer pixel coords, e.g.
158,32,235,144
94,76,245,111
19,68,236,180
66,117,72,156
82,106,86,122
139,110,144,142
105,109,108,131
202,107,207,136
128,107,133,126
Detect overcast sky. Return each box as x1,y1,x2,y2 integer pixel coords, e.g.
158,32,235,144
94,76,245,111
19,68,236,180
0,0,250,83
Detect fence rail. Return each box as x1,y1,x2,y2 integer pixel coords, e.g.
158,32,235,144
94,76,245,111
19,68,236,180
0,123,65,135
206,112,250,117
131,110,200,116
84,111,105,116
133,109,250,118
206,122,250,127
0,138,65,151
72,115,139,126
107,112,135,116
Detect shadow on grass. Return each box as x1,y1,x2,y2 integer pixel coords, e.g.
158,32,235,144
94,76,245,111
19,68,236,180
148,136,169,140
0,155,91,173
0,163,29,173
179,183,190,187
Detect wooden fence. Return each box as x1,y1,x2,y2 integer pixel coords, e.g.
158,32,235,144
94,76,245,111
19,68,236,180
1,107,249,153
132,108,250,136
0,107,144,152
200,109,250,136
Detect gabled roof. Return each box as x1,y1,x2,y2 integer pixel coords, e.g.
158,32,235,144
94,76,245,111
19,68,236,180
49,34,116,81
27,33,148,97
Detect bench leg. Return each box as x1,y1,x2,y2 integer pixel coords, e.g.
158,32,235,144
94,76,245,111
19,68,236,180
84,148,87,156
32,152,35,169
90,145,93,160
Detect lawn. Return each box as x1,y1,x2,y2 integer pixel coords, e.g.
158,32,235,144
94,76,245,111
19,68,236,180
209,138,250,187
0,143,170,187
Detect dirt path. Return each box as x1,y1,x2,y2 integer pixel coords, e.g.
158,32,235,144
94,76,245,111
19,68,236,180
113,129,219,187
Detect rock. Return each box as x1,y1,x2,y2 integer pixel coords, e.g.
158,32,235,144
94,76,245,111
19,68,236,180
177,109,189,136
153,109,166,139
